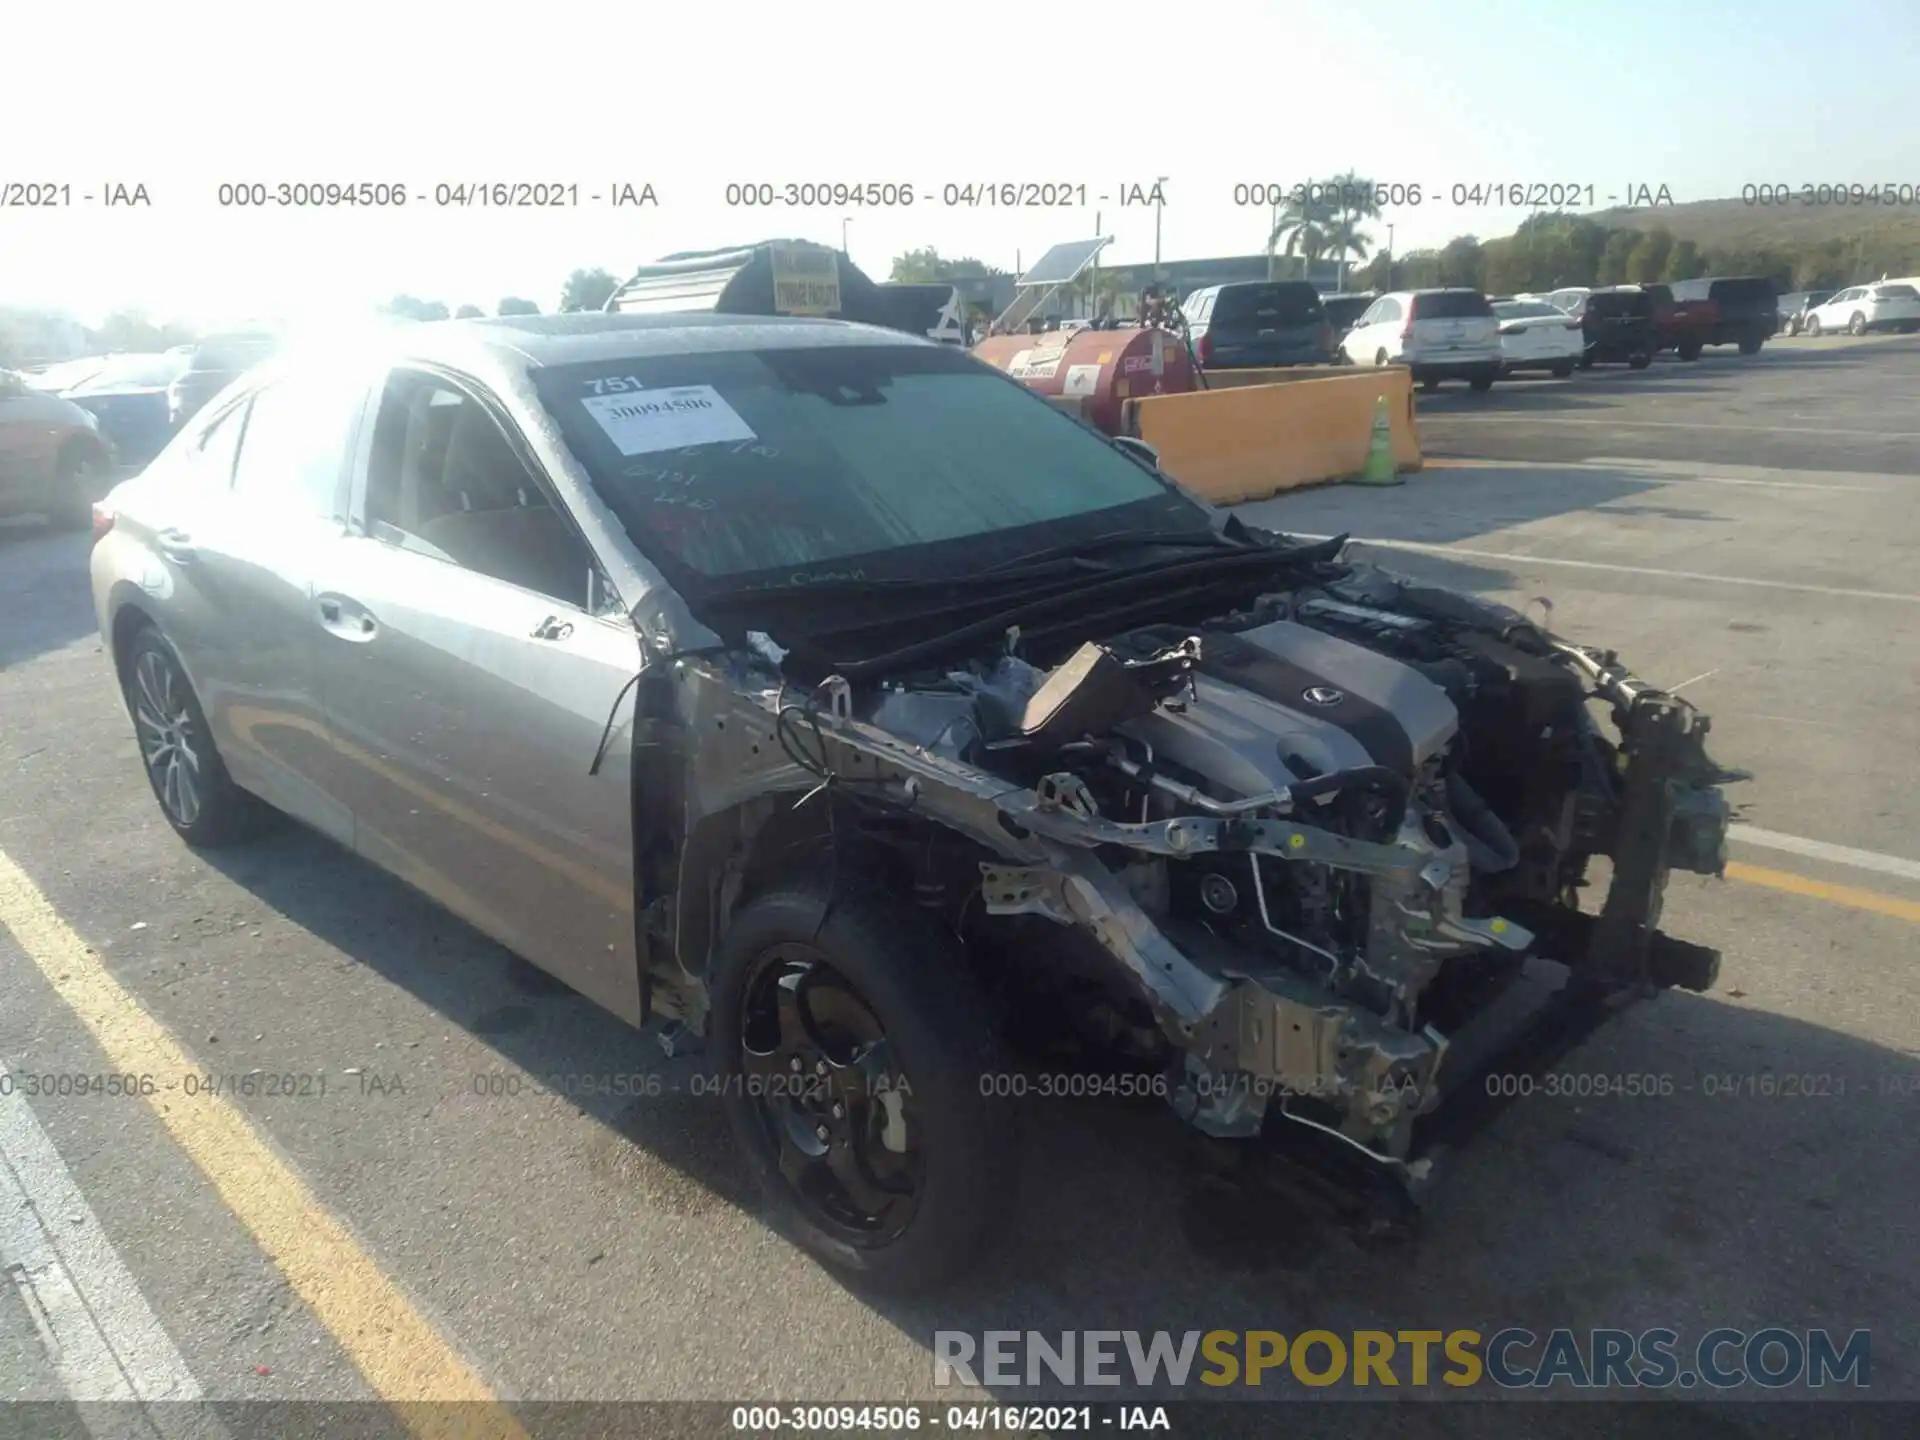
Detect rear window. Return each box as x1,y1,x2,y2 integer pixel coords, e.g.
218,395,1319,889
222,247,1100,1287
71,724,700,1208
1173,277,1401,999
1707,277,1775,304
1873,284,1918,300
1210,282,1325,326
1411,291,1493,320
1587,292,1654,317
1493,301,1561,319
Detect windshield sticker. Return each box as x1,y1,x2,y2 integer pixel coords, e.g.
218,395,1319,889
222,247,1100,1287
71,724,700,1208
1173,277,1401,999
1063,363,1102,397
580,386,757,456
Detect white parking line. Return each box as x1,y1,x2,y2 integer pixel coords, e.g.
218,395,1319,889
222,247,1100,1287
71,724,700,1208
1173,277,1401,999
1729,826,1920,885
1425,417,1920,439
1324,537,1920,605
0,1059,227,1439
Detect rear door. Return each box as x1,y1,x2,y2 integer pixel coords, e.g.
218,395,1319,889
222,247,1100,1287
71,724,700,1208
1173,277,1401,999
312,365,644,1022
168,364,372,843
1412,290,1497,356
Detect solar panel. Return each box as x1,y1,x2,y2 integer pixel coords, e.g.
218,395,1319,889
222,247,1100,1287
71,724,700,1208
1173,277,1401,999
1016,238,1110,289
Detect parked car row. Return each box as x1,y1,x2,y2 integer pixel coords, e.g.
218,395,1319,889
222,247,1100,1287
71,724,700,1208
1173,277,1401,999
1178,273,1804,392
2,331,283,526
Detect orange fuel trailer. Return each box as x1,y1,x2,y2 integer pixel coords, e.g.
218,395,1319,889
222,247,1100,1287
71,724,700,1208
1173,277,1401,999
970,327,1197,436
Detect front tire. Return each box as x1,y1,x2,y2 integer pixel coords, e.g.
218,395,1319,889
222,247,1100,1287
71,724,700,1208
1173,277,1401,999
1468,370,1495,392
1551,360,1574,378
1628,350,1653,370
1738,335,1764,355
711,880,1013,1295
1805,316,1822,338
120,626,279,847
1677,339,1703,360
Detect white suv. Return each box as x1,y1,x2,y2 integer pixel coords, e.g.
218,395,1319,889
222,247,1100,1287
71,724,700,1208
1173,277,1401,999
1340,288,1502,391
1800,283,1920,337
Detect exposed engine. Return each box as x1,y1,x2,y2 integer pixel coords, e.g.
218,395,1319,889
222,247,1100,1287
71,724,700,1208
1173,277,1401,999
826,557,1736,1196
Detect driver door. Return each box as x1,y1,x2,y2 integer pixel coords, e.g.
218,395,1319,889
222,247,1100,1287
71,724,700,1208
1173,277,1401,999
311,365,647,1022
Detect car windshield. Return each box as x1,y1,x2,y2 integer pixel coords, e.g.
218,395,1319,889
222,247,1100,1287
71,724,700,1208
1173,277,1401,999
1493,301,1561,319
1210,283,1324,326
65,352,190,392
533,342,1207,590
1414,291,1493,319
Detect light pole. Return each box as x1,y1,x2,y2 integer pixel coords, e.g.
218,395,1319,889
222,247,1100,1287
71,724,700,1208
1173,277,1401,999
1154,175,1169,278
1386,223,1395,290
841,216,852,255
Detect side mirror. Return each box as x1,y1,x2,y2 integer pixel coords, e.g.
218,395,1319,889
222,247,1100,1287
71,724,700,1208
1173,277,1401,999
1112,435,1160,468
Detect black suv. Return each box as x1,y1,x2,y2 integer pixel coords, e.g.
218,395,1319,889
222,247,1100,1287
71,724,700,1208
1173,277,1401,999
1579,288,1660,369
1186,281,1332,368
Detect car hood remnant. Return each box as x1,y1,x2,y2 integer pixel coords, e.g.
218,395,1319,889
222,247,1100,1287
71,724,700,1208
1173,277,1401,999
635,530,1740,1232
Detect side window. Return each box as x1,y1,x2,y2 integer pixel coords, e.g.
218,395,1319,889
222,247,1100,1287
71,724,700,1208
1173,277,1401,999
183,399,250,488
361,371,602,611
231,374,361,520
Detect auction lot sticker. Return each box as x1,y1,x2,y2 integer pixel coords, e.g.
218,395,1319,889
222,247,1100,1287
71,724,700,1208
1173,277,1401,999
581,387,758,455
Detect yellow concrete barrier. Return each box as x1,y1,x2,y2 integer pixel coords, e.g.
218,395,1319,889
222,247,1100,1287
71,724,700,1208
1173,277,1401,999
1190,365,1352,389
1123,368,1420,504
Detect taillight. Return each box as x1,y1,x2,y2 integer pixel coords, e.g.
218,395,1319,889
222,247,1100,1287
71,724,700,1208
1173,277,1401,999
1195,333,1214,365
91,503,115,541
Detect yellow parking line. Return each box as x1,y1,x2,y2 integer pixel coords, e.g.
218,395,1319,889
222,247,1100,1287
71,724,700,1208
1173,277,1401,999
1725,859,1920,925
0,846,528,1440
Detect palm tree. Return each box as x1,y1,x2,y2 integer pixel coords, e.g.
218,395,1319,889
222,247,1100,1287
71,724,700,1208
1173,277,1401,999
1267,194,1331,280
1322,171,1380,291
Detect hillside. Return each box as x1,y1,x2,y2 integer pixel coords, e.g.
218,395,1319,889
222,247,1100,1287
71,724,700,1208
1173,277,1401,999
1582,196,1920,257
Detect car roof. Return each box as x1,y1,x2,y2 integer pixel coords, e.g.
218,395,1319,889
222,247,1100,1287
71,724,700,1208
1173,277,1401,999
380,311,931,373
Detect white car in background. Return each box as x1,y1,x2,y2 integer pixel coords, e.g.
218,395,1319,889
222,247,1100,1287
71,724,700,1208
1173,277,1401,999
1491,298,1584,377
1800,282,1920,337
1340,288,1502,391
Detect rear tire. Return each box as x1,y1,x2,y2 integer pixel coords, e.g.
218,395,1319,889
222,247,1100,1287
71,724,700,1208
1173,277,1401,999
1577,351,1594,370
1551,360,1574,378
1677,339,1703,360
1628,351,1652,370
119,626,280,847
1738,335,1764,355
1847,314,1866,337
1468,371,1495,393
1374,349,1390,368
711,879,1014,1295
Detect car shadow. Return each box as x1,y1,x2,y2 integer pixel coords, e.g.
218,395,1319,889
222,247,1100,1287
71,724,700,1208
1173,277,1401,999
193,819,1920,1422
0,522,101,671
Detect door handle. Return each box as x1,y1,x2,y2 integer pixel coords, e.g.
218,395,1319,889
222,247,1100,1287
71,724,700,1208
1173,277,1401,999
318,595,379,642
531,615,574,641
155,527,196,562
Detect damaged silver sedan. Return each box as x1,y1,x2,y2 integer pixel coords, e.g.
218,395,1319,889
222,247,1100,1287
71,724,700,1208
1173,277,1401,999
90,313,1740,1292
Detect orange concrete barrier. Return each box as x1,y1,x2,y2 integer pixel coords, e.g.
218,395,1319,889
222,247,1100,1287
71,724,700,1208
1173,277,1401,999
1122,367,1420,504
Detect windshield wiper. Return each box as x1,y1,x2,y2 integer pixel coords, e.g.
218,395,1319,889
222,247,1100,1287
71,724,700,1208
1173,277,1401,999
976,528,1249,574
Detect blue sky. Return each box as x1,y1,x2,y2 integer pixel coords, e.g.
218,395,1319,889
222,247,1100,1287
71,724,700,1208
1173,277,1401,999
7,0,1916,327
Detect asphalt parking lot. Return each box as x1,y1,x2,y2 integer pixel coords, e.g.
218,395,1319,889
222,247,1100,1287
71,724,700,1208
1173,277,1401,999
2,331,1917,1437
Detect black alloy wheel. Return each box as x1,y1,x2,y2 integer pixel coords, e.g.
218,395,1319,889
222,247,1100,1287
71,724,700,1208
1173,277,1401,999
737,943,923,1245
712,881,1011,1293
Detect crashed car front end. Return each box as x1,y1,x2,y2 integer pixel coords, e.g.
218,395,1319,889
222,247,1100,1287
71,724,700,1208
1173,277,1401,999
636,537,1740,1232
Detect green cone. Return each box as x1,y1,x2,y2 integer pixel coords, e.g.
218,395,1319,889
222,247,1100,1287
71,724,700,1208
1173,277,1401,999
1354,394,1403,486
